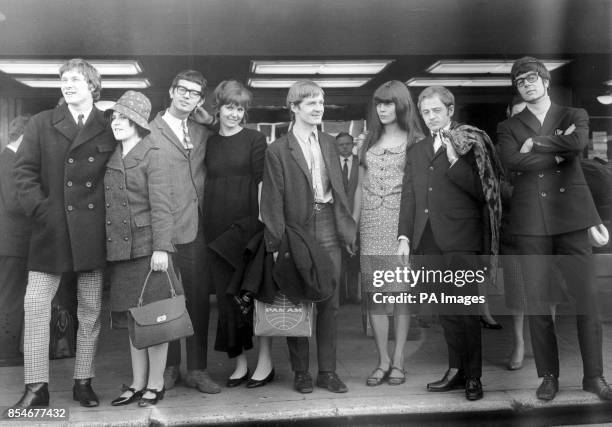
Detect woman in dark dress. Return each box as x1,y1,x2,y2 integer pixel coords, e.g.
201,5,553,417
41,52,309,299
104,91,179,407
203,80,273,388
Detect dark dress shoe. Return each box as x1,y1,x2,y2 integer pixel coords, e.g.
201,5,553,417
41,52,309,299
480,317,502,330
227,369,250,388
294,371,313,394
583,376,612,400
427,368,465,392
316,372,348,393
73,379,99,407
10,382,49,409
246,369,275,388
138,387,165,407
465,377,483,401
536,374,558,401
111,386,144,406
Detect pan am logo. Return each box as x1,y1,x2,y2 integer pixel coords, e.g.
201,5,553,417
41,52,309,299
264,295,305,330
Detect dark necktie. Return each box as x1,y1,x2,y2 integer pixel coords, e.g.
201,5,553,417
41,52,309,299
77,114,84,129
342,157,349,189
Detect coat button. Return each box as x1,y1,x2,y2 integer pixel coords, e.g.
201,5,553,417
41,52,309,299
107,220,111,225
541,192,547,197
428,187,433,192
122,220,127,224
106,203,110,207
68,158,75,164
88,157,95,163
66,205,74,211
85,181,92,188
123,237,129,241
122,202,127,207
119,185,123,190
429,166,434,170
559,187,566,193
88,203,94,209
516,171,522,176
66,181,73,187
556,170,561,174
106,186,110,190
538,173,544,178
424,208,429,213
108,237,112,242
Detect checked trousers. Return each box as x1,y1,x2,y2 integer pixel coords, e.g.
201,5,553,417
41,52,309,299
23,270,103,384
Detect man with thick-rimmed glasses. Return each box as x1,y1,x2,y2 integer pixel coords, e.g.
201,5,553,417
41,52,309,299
148,70,221,394
497,56,611,402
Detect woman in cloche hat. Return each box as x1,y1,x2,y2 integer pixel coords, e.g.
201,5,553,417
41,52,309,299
104,91,183,407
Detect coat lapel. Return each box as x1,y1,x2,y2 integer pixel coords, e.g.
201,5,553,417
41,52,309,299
423,135,435,161
52,104,79,143
106,144,124,172
540,103,567,136
152,112,189,159
70,107,108,151
515,107,542,135
122,137,154,169
287,131,313,188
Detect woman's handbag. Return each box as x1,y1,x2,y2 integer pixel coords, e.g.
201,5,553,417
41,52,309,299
128,269,193,350
253,293,313,337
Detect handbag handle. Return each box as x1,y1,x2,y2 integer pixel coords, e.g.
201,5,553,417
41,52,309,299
137,269,176,307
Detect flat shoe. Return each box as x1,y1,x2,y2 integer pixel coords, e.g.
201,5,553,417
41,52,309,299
388,367,406,386
111,386,144,406
246,369,275,388
227,369,250,388
138,387,165,407
480,317,502,330
366,367,390,386
507,360,523,370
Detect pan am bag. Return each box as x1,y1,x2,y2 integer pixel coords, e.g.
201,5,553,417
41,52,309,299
254,292,313,337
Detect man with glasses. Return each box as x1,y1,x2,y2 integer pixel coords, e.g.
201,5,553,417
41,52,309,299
149,70,221,394
497,56,611,401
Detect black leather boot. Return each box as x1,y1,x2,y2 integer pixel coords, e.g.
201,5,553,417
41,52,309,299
7,382,49,413
73,378,99,407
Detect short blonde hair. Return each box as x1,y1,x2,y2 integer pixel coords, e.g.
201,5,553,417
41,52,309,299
286,80,324,119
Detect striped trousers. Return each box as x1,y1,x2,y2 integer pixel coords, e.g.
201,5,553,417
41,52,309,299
23,270,103,384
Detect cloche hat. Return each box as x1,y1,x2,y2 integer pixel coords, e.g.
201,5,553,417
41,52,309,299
106,90,151,132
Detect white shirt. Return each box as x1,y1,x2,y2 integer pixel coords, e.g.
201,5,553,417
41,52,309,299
432,122,452,153
162,111,188,146
293,129,333,204
526,97,552,125
67,105,93,127
339,155,353,177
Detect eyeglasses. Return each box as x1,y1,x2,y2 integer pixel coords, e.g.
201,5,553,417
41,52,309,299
174,85,202,98
514,72,539,88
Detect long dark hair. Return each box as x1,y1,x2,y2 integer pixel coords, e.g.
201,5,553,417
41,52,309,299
361,80,423,161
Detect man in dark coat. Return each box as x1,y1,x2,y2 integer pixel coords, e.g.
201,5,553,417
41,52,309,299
148,70,220,394
497,56,611,401
397,86,486,401
11,59,115,409
261,81,357,394
335,132,360,304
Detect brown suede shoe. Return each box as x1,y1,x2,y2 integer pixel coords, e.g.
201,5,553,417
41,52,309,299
184,369,221,394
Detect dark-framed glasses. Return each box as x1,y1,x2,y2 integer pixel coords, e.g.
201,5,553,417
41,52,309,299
514,72,539,88
174,85,202,98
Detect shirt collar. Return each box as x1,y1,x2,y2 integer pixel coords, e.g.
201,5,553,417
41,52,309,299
67,104,93,125
431,122,451,137
292,126,318,144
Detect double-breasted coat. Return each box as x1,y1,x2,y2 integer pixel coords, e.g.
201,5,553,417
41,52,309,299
497,103,600,236
104,136,174,262
148,111,210,245
14,104,116,273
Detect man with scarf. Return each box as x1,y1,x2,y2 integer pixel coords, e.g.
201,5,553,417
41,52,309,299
398,85,501,401
497,56,611,401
